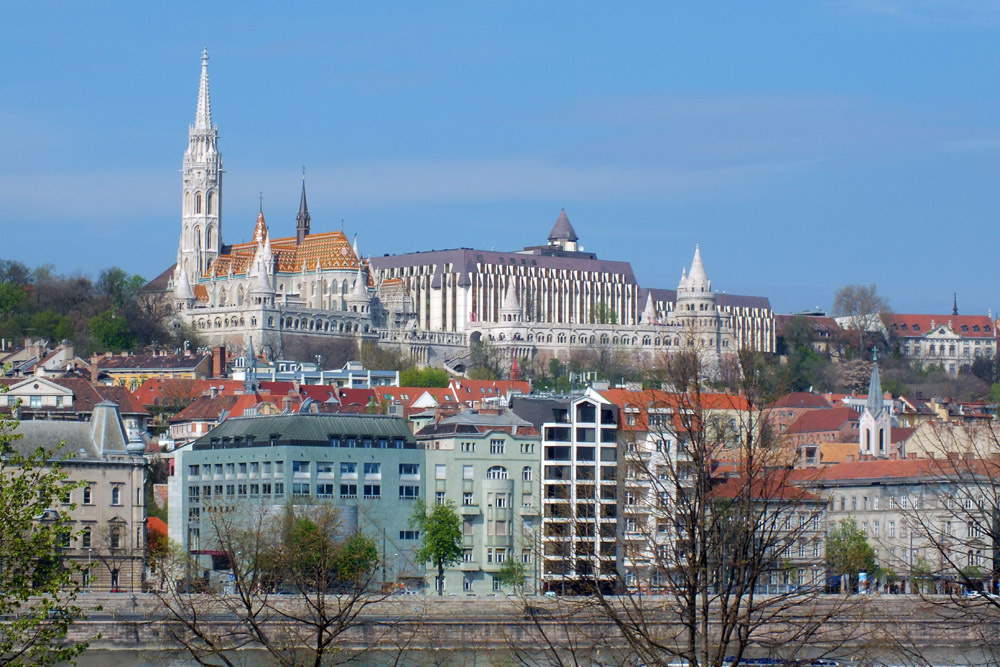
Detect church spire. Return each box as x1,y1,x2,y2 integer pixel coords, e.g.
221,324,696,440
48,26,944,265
866,348,884,417
953,293,959,316
296,168,311,245
194,49,213,131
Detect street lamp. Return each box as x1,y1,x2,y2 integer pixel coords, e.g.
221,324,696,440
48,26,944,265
87,548,92,589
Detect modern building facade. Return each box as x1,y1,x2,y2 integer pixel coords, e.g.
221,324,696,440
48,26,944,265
167,414,425,589
511,388,620,593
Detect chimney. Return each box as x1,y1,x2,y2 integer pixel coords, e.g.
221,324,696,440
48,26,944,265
212,346,227,378
210,385,218,399
89,354,100,385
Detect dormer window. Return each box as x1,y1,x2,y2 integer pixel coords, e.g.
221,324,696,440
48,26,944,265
974,326,981,332
913,324,920,332
901,324,908,331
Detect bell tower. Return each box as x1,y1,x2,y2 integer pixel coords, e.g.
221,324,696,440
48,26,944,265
179,49,223,284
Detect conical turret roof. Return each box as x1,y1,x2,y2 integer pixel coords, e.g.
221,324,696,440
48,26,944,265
689,245,708,284
547,209,578,243
173,260,195,302
866,350,884,416
252,210,268,244
641,292,656,324
347,268,369,302
501,283,521,311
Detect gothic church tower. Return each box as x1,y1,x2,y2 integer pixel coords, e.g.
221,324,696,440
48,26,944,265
179,49,223,283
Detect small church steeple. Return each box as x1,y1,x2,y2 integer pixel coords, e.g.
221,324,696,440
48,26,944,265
860,348,891,459
296,168,310,245
953,293,959,316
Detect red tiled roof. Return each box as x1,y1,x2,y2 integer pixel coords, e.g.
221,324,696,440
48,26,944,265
770,392,833,409
886,314,996,338
147,516,168,538
599,388,752,432
50,378,149,415
785,407,858,434
711,475,822,502
169,394,241,423
132,378,246,406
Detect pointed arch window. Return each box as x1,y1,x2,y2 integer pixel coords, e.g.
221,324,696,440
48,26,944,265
207,191,215,215
195,192,203,214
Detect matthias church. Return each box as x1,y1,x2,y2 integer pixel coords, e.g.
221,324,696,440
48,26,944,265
158,52,775,371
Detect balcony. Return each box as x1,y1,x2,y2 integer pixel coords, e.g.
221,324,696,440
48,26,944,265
460,504,480,516
459,561,480,572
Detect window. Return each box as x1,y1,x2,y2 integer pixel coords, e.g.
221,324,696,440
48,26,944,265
463,549,474,563
495,494,508,508
316,483,334,497
83,487,93,505
435,491,446,505
463,491,474,506
873,496,879,510
493,577,502,592
292,461,310,474
189,465,200,476
873,521,880,537
435,464,447,480
398,485,420,499
81,527,92,549
262,461,272,475
888,521,896,538
490,439,505,455
364,462,381,477
111,487,121,506
463,465,474,480
189,486,200,500
340,462,357,476
340,484,357,498
238,462,247,475
461,442,476,453
363,484,381,499
522,493,532,507
292,483,309,496
316,462,335,474
110,526,122,550
486,466,508,480
399,530,420,540
522,466,533,482
464,577,473,591
226,463,235,476
238,484,247,496
250,462,259,475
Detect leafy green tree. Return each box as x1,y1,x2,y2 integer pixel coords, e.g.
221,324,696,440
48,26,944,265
496,556,526,592
0,283,27,319
0,414,90,665
88,309,136,352
96,267,145,312
468,340,504,380
399,366,449,388
826,518,877,592
410,499,462,596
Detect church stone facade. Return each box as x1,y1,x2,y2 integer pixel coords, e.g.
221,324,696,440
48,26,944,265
163,52,773,372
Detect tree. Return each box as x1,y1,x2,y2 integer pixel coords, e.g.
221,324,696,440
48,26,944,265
0,413,89,665
152,501,387,667
467,340,504,380
410,500,462,596
88,309,136,352
398,366,449,388
496,556,527,593
540,349,866,667
832,284,891,357
826,518,877,593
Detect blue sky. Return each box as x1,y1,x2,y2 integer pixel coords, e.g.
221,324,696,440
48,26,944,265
3,1,1000,315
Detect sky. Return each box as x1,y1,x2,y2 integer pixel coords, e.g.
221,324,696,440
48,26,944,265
2,1,1000,315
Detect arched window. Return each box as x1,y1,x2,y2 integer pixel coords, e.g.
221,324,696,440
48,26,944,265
206,225,214,249
110,526,122,549
195,192,203,214
522,466,532,481
486,466,508,480
111,487,121,506
207,191,215,214
83,486,92,504
81,527,92,549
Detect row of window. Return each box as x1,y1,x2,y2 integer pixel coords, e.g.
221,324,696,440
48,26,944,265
189,482,423,501
189,461,419,478
65,485,127,507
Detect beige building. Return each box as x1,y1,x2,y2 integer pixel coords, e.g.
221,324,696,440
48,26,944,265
9,401,147,591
